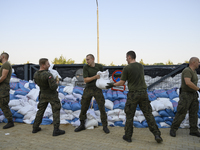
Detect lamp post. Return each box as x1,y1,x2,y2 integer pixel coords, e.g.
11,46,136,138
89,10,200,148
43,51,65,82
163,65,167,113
96,0,99,63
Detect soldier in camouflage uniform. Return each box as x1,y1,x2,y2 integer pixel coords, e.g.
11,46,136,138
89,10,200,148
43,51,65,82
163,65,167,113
106,51,162,143
32,58,65,136
74,54,110,134
170,57,200,137
0,52,14,129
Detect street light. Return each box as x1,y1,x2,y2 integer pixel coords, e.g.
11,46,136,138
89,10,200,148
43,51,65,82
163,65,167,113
96,0,99,63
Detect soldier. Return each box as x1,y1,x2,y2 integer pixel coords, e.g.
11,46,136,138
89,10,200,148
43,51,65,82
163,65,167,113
170,57,200,137
0,52,14,129
32,58,65,136
74,54,110,134
106,51,163,143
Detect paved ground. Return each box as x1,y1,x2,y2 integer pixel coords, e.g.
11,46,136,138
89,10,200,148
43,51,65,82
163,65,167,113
0,123,199,150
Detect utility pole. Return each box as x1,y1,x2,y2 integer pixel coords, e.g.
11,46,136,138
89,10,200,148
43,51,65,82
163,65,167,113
96,0,99,63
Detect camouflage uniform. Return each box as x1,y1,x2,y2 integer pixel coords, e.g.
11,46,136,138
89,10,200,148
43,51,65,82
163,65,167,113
79,63,107,126
33,70,61,129
121,62,161,139
0,61,13,122
171,67,199,133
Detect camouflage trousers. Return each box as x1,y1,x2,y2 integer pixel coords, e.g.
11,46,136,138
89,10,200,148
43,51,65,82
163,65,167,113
0,96,13,122
171,92,199,133
124,90,161,138
79,87,107,126
33,98,61,129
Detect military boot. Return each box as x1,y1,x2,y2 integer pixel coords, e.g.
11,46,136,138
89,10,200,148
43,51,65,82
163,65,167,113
3,120,14,129
53,128,65,136
155,135,163,143
103,126,110,134
74,120,85,132
32,127,41,133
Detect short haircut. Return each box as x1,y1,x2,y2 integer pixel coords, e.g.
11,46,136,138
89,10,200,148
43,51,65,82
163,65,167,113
1,52,9,60
39,58,48,66
189,57,198,65
126,51,136,59
86,54,94,59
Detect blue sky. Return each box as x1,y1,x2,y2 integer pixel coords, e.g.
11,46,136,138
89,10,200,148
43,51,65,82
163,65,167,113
0,0,199,65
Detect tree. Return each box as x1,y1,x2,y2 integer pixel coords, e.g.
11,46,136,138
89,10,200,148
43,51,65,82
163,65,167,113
52,55,75,64
166,60,173,65
153,62,165,65
184,60,189,63
139,59,146,65
82,58,86,64
121,64,127,66
109,62,116,66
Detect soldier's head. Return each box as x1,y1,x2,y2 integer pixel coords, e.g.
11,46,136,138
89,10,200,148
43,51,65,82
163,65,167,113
86,54,95,67
0,52,9,63
39,58,50,71
189,57,200,70
126,51,136,64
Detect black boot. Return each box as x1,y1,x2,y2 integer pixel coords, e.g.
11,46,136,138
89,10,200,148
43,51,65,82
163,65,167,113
53,127,65,136
170,129,176,137
103,126,110,134
3,120,14,129
32,127,41,133
155,135,163,143
74,120,85,132
122,135,132,142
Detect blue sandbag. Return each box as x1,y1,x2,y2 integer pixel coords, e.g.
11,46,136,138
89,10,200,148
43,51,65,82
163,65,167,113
153,89,168,98
18,80,29,89
117,91,126,99
10,82,19,90
133,121,145,128
14,87,30,96
165,121,172,126
158,110,170,117
154,116,164,123
102,89,107,99
114,121,125,127
3,118,24,123
29,83,36,90
66,117,79,123
58,86,68,95
73,86,84,95
113,100,120,109
156,123,162,128
136,104,140,110
113,91,118,100
13,112,24,118
123,91,128,99
62,100,72,110
71,102,82,111
163,117,173,122
142,120,148,127
167,88,179,100
31,117,53,125
147,91,157,101
107,89,114,101
118,99,126,110
165,108,175,117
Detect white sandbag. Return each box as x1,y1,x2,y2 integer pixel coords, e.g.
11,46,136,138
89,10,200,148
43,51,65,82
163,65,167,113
26,89,40,101
160,122,170,127
108,121,115,126
64,109,73,114
71,120,80,127
65,94,77,101
11,105,23,111
134,110,142,117
150,100,165,111
85,119,98,129
18,104,34,115
0,115,5,122
119,110,126,116
137,115,146,123
48,63,61,79
10,78,20,83
87,109,97,120
23,119,33,124
63,84,74,94
152,111,160,117
43,106,53,117
60,108,67,115
173,97,179,102
107,109,122,116
63,77,72,83
60,114,74,120
9,89,15,95
111,116,121,122
60,120,69,124
105,99,114,110
8,100,21,107
157,98,174,110
28,99,37,108
96,69,110,89
134,116,139,122
73,93,82,100
23,111,36,120
58,93,65,101
72,110,81,118
119,114,126,121
94,110,100,116
24,82,30,89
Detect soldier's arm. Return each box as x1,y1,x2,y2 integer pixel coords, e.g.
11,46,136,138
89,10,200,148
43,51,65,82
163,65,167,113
48,74,58,90
184,78,199,91
0,69,9,83
83,75,100,83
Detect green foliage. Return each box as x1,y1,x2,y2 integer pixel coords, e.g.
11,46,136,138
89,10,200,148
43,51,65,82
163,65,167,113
184,60,189,63
166,60,174,65
109,62,116,66
139,59,146,65
153,62,165,65
52,55,75,64
82,58,86,64
121,64,127,66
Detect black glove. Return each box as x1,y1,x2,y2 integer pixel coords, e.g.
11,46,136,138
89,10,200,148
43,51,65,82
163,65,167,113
198,88,200,92
106,83,115,89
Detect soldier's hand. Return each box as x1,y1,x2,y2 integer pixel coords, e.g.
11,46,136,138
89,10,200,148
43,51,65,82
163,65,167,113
95,75,100,79
106,83,115,89
56,76,59,82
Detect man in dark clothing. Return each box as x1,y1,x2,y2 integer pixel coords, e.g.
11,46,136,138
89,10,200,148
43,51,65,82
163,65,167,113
0,52,14,129
106,51,162,143
32,58,65,136
170,57,200,137
74,54,109,134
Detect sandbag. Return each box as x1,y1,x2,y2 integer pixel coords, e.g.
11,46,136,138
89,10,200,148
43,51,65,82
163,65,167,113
96,70,110,89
